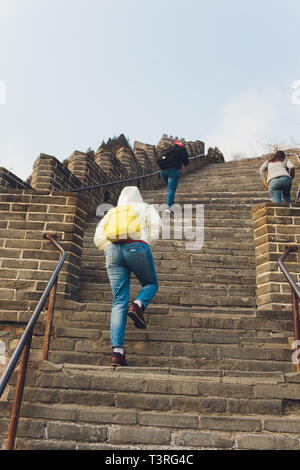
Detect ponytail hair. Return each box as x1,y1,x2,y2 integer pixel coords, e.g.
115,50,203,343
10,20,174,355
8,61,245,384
268,150,286,163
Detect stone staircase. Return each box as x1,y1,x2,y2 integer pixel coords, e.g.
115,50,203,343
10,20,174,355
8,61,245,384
1,155,300,450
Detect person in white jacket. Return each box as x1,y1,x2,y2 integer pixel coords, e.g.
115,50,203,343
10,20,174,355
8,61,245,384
259,150,295,203
94,186,161,366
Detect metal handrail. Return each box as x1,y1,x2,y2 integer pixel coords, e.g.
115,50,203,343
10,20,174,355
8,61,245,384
66,153,206,193
0,233,66,450
278,245,300,372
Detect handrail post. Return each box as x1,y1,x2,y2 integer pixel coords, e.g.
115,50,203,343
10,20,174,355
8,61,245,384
0,233,66,450
278,245,300,372
41,279,57,362
6,332,32,450
291,288,300,372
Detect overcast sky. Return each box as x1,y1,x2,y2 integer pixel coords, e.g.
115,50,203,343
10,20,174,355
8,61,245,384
0,0,300,180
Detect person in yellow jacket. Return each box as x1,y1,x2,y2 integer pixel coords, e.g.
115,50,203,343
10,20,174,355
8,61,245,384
94,186,161,366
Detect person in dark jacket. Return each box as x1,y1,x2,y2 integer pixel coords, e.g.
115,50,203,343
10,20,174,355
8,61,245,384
159,141,189,212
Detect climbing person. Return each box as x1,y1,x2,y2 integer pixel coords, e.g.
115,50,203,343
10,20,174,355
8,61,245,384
94,186,161,367
260,150,295,203
157,141,189,213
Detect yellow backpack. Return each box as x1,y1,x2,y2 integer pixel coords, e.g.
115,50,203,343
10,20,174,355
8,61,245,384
104,205,145,242
264,172,268,189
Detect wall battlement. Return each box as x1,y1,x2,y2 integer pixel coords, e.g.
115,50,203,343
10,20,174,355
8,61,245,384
0,134,214,308
0,135,207,213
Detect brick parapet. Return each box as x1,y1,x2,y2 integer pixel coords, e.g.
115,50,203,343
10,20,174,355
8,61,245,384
0,189,89,310
252,202,300,310
31,154,83,192
94,149,130,204
67,151,112,210
0,168,32,190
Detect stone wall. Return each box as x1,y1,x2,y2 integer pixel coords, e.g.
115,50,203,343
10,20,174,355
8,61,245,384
0,168,32,190
0,189,88,308
252,202,300,311
27,137,209,213
0,134,212,311
31,154,83,192
0,134,218,382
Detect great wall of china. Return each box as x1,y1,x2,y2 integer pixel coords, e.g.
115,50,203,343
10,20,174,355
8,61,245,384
0,134,300,450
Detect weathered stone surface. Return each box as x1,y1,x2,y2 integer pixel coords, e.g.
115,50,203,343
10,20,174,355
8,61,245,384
237,434,300,450
174,431,233,449
200,416,261,432
111,426,171,445
2,151,300,450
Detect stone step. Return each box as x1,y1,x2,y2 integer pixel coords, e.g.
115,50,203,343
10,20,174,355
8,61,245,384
28,330,293,372
79,272,257,286
143,190,269,198
49,306,293,335
42,350,295,373
53,299,293,322
82,242,256,256
77,291,257,308
81,252,256,265
3,382,300,450
88,208,254,219
79,278,256,291
5,362,299,413
79,269,256,286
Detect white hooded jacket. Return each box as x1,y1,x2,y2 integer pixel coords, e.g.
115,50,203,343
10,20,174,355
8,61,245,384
94,186,162,252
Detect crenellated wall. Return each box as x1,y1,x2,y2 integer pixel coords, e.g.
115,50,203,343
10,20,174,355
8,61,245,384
0,134,220,369
6,135,210,215
31,154,83,192
0,168,32,191
0,134,218,334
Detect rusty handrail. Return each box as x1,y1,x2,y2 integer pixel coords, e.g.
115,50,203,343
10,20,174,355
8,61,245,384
278,245,300,372
0,233,66,450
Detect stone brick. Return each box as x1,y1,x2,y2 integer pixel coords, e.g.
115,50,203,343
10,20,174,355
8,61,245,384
111,426,171,445
17,419,45,439
237,434,300,450
172,397,227,413
227,399,283,415
116,393,170,411
174,431,233,449
91,376,144,393
22,403,77,421
60,390,115,407
200,416,261,432
254,384,300,400
264,418,300,433
139,412,199,428
144,378,198,396
47,422,108,442
78,408,137,425
15,438,77,450
198,382,253,399
36,372,91,390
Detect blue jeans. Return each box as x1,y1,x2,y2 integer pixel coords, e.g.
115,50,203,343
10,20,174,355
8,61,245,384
268,176,292,203
106,242,158,348
160,168,179,207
